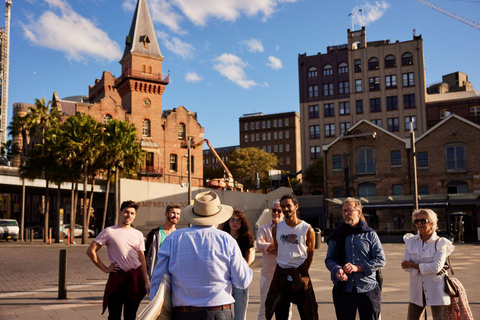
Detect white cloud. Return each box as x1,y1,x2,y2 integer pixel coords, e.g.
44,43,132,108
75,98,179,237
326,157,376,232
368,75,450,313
276,45,280,52
122,0,136,11
185,71,204,83
163,36,195,59
213,53,257,89
242,38,264,53
351,2,390,26
22,0,121,62
267,56,283,70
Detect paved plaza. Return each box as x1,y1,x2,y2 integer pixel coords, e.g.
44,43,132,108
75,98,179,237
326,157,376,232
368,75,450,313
0,240,479,320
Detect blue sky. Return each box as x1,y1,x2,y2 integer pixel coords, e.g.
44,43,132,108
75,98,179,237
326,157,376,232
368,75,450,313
5,0,480,148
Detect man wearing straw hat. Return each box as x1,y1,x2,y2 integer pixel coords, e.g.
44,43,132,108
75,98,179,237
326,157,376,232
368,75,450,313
150,190,253,320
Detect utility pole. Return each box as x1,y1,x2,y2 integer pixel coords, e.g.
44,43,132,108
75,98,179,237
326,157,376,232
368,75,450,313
187,137,192,205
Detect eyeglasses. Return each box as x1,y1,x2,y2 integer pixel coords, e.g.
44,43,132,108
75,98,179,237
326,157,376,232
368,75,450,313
230,218,242,224
271,209,282,213
342,209,357,214
413,218,429,225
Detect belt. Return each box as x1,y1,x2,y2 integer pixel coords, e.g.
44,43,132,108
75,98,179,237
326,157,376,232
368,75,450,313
174,304,231,313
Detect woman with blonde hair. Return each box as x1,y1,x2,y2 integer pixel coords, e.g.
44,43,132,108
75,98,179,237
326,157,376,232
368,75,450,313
401,209,455,320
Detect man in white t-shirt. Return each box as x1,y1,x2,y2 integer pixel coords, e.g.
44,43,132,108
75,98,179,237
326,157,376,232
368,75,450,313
86,200,149,320
265,194,318,320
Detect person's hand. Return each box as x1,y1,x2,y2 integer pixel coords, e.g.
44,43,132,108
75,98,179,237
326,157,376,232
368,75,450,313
343,263,361,274
266,243,277,254
145,282,150,296
401,260,415,269
336,268,348,281
105,262,120,273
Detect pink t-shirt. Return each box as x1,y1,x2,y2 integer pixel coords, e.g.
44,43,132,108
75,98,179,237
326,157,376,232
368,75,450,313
94,225,145,272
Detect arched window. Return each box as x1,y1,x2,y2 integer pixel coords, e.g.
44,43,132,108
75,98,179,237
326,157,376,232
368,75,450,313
338,62,348,74
402,52,413,65
323,64,333,76
308,66,317,78
446,181,469,194
142,65,146,73
368,57,379,70
178,123,186,140
142,119,151,137
103,114,112,124
148,66,152,74
358,182,377,197
385,55,396,68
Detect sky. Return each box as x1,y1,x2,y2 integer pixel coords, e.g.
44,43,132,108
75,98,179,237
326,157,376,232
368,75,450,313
4,0,480,149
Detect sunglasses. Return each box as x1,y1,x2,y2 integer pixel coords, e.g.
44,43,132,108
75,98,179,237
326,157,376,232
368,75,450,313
230,218,242,224
271,209,282,213
413,218,429,225
342,209,357,214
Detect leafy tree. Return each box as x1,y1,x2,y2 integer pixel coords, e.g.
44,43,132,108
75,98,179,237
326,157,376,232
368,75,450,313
1,140,20,158
304,158,324,194
228,147,277,190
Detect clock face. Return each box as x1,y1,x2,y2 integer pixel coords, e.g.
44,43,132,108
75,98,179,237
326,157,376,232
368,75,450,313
143,98,151,106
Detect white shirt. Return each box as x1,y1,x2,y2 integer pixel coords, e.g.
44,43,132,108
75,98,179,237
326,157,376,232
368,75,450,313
256,222,277,278
149,225,253,307
403,232,455,307
276,220,310,269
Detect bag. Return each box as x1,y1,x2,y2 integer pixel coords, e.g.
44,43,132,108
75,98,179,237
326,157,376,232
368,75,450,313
444,274,459,297
376,269,383,291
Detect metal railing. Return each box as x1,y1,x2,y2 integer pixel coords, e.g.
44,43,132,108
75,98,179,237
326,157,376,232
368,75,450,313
115,69,169,86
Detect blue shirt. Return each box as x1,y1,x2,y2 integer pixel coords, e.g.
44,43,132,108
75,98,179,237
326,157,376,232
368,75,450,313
149,225,253,307
325,231,385,293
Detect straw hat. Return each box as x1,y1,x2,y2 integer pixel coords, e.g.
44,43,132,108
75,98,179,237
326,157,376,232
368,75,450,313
181,191,233,226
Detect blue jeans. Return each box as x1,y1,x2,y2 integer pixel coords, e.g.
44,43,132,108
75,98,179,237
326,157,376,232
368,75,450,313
232,285,249,320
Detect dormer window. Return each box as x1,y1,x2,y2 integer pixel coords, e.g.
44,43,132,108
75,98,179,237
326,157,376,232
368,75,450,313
140,35,150,49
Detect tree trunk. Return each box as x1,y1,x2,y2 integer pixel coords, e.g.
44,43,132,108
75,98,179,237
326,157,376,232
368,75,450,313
82,167,88,244
44,180,50,243
55,184,61,243
87,177,96,235
115,166,119,225
102,170,112,230
70,181,75,244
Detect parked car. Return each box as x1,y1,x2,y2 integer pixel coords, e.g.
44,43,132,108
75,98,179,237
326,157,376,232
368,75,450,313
62,224,95,238
25,225,45,239
0,219,19,241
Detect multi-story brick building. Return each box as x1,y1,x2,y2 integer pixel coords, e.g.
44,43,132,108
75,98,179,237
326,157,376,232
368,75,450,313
203,145,239,171
299,27,427,174
14,0,205,186
239,112,301,175
323,114,480,241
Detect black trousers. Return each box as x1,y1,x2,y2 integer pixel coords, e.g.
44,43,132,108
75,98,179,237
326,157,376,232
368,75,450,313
107,280,144,320
332,285,381,320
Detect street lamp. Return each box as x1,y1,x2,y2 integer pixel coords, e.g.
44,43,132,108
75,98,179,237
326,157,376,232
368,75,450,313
410,121,419,211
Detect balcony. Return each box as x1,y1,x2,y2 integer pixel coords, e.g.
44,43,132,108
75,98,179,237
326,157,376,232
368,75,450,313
138,166,163,177
115,69,170,86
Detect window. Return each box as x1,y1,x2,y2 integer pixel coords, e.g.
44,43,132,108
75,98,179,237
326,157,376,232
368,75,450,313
146,152,154,168
402,52,413,65
338,81,349,94
417,152,428,167
286,157,290,165
340,122,350,134
445,145,466,172
169,154,177,171
403,73,414,87
405,116,417,130
279,157,283,165
386,96,398,110
338,62,348,74
310,125,320,139
244,123,248,130
355,79,362,92
323,83,334,96
267,120,271,128
262,121,266,128
274,120,277,127
274,132,277,139
279,119,283,127
357,148,375,174
279,145,283,152
356,100,363,114
358,182,377,196
251,122,254,130
368,57,379,70
333,155,342,169
286,144,290,152
205,158,208,165
371,119,382,127
251,134,255,141
370,98,381,112
310,146,321,159
392,184,403,195
178,123,186,140
256,133,260,141
418,186,430,195
339,102,350,115
470,106,480,116
323,64,333,76
446,181,469,194
440,109,451,119
391,150,401,165
267,132,271,140
142,119,151,137
324,103,335,117
279,131,283,139
308,66,318,78
245,135,248,142
325,123,335,137
268,146,272,153
369,77,380,91
262,133,266,141
333,187,343,198
388,118,399,131
263,146,266,152
285,119,289,126
404,94,415,108
354,59,362,72
308,85,318,98
385,75,397,88
285,131,289,138
385,55,396,68
103,114,113,124
274,145,278,152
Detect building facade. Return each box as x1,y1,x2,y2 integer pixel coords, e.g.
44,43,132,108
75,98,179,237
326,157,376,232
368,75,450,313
239,111,302,175
203,145,239,171
299,27,427,174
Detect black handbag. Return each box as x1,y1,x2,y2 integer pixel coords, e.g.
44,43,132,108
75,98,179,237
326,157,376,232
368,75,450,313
435,239,459,298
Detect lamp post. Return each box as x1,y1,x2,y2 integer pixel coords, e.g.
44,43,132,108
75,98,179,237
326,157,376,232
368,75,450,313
410,121,419,211
187,137,192,206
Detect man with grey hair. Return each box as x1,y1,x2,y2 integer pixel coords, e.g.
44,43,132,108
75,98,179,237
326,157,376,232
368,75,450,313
256,199,291,320
325,197,386,320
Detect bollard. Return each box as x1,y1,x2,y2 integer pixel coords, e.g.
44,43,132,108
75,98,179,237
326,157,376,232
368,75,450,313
67,229,70,245
314,228,321,249
48,228,52,244
30,229,34,242
58,249,67,299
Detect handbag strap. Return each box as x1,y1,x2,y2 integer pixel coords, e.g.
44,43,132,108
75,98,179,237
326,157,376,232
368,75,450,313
435,238,454,276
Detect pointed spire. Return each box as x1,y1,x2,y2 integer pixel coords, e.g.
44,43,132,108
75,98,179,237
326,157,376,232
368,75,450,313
122,0,163,60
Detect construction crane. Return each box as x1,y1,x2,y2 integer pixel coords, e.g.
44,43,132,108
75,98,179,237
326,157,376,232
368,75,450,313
413,0,480,30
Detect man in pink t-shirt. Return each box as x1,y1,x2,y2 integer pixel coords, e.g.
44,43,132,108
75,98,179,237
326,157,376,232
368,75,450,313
86,200,149,319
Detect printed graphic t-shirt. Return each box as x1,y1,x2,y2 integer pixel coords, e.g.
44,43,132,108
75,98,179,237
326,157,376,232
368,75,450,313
276,220,310,269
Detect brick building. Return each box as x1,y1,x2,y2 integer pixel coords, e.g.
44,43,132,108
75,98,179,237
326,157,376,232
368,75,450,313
299,27,427,175
323,114,480,241
17,0,205,186
239,112,302,175
203,145,239,171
